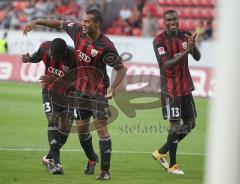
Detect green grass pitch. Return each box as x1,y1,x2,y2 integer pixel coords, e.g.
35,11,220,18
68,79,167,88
0,81,208,184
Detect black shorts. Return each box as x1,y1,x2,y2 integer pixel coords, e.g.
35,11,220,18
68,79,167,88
42,88,74,117
74,95,111,120
162,94,197,120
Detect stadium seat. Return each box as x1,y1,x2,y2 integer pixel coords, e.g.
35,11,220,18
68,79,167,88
182,7,193,18
165,0,175,6
200,0,209,7
132,28,142,36
180,19,195,30
181,0,193,6
143,2,159,17
158,8,165,17
158,0,167,5
210,0,216,6
172,0,183,6
175,7,183,17
0,11,6,21
192,8,201,18
12,1,29,11
191,0,202,6
207,8,215,18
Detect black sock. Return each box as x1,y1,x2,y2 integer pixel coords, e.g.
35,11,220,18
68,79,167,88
46,132,69,159
167,133,178,168
159,132,188,155
177,133,188,142
159,142,168,154
48,128,60,164
58,132,69,149
79,133,97,161
46,150,52,159
99,137,112,171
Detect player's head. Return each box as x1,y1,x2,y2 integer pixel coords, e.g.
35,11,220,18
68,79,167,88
50,38,67,61
82,9,102,34
164,10,179,33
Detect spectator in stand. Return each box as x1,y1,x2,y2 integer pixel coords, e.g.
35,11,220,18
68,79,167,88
0,32,8,54
142,0,159,17
128,4,141,29
142,12,158,37
205,19,213,40
128,5,142,36
135,0,147,13
195,20,205,45
119,3,132,21
87,0,101,10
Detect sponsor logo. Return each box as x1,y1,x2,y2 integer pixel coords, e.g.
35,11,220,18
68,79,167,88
91,49,98,57
20,62,45,82
122,65,161,92
78,51,91,63
48,67,64,77
50,139,58,144
0,62,12,80
157,47,165,55
104,149,112,154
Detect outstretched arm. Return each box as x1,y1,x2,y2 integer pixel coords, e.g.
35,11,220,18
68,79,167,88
23,19,64,35
185,33,201,61
107,66,127,99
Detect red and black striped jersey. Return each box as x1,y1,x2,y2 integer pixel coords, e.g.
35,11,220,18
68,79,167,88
63,22,123,96
30,41,77,91
153,30,194,97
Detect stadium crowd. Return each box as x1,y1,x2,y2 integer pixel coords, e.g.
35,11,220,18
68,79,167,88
0,0,214,39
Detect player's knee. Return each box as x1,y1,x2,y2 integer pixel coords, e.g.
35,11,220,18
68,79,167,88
47,114,59,127
183,118,196,131
96,123,109,138
78,132,91,142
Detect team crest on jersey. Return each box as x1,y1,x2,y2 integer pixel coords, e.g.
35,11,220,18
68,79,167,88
91,49,98,57
157,47,165,55
182,42,188,50
62,65,69,72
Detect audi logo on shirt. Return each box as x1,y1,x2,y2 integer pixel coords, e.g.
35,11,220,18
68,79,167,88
48,67,64,77
78,51,91,63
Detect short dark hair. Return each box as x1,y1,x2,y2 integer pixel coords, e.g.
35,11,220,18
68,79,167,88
164,9,178,16
50,38,67,56
86,9,102,23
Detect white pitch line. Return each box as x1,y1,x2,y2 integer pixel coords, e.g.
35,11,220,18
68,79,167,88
0,148,205,156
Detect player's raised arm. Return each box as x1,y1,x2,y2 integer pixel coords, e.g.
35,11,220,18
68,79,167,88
23,19,64,35
190,33,201,61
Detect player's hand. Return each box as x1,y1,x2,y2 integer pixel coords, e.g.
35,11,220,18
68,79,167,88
39,75,57,86
185,33,197,51
23,21,36,35
21,53,31,63
106,87,114,99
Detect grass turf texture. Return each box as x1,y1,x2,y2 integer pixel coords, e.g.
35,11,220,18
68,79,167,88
0,81,207,184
